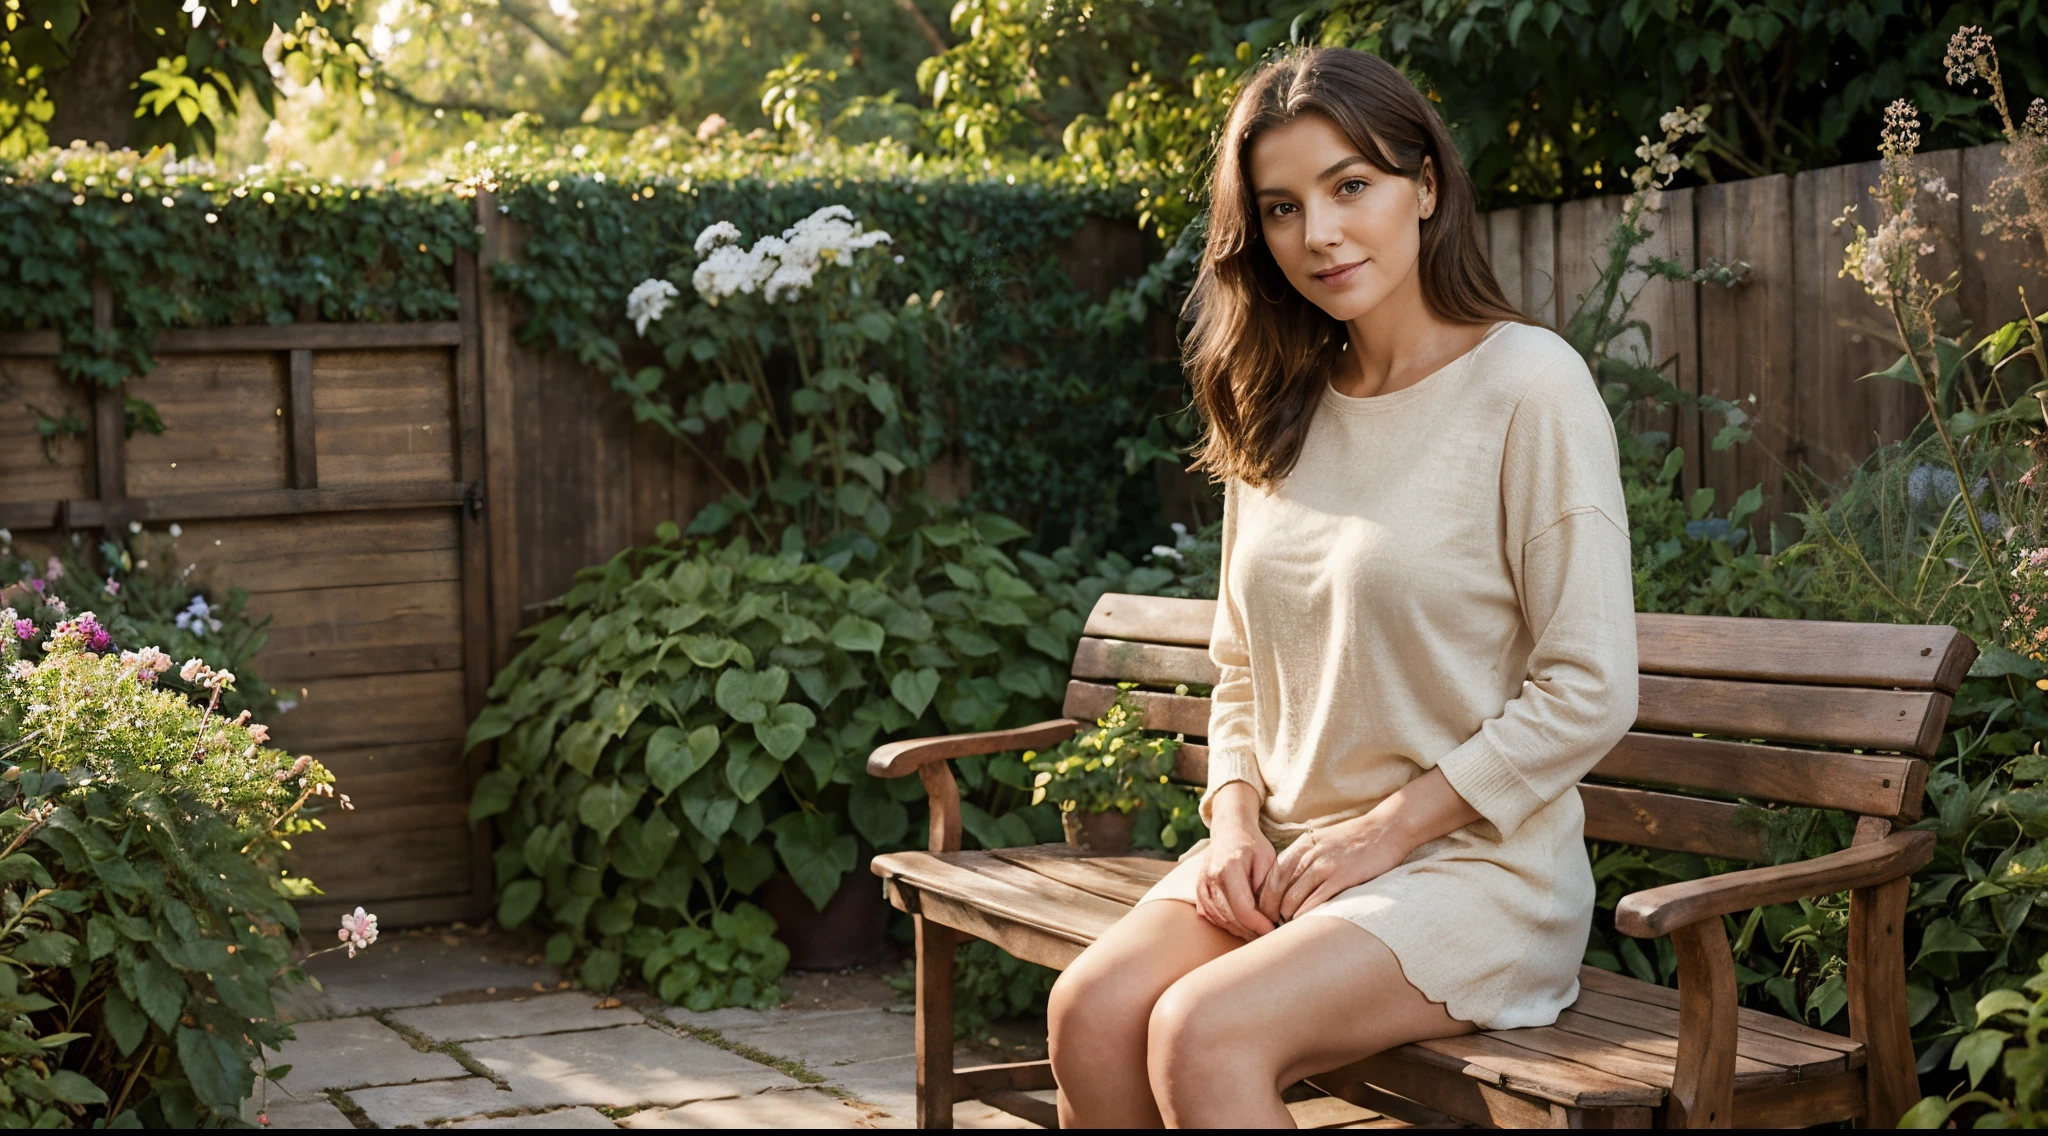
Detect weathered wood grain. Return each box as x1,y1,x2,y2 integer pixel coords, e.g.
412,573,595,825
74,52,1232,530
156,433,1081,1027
313,349,458,487
243,580,465,683
1062,680,1210,737
177,510,461,594
1580,784,1769,862
0,358,92,505
1593,732,1924,821
1636,673,1947,755
1071,636,1220,687
1080,594,1215,647
125,352,288,496
1636,612,1975,692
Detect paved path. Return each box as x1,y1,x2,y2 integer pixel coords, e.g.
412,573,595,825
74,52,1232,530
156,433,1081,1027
252,929,1389,1129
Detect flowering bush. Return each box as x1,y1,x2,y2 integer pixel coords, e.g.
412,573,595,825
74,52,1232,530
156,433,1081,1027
0,600,365,1126
621,204,936,548
0,526,278,720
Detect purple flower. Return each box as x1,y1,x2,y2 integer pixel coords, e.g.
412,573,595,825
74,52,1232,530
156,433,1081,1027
27,579,42,593
12,619,31,641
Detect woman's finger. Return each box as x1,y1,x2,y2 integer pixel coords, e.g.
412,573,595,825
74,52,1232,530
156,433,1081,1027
1197,873,1242,939
1220,864,1276,938
1277,854,1325,921
1293,878,1343,920
1259,843,1303,923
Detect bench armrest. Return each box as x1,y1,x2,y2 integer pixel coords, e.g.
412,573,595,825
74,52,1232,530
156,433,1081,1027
1616,829,1933,938
867,719,1085,777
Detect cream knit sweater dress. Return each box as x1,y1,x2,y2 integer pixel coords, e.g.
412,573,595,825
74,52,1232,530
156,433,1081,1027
1137,321,1640,1030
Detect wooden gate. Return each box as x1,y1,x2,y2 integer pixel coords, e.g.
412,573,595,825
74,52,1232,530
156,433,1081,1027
0,259,493,928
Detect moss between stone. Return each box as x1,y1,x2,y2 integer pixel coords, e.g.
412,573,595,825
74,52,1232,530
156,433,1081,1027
375,1015,506,1088
325,1089,372,1130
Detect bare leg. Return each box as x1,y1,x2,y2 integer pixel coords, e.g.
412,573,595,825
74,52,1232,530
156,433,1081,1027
1148,916,1475,1128
1048,900,1240,1128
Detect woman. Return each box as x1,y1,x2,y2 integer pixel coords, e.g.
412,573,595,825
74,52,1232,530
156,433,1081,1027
1045,47,1639,1128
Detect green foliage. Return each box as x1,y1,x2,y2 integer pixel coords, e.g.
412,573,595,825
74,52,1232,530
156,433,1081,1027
0,146,471,409
1,526,279,720
467,513,1091,1008
0,622,343,1126
1904,953,2048,1127
0,1,364,156
888,938,1058,1041
1017,687,1207,852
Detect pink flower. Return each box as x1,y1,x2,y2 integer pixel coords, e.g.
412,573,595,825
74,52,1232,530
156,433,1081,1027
247,723,270,745
103,577,120,596
27,579,42,593
338,907,379,958
42,558,63,581
12,620,30,641
696,113,728,141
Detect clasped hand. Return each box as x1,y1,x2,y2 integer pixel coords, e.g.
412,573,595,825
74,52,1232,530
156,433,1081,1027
1192,771,1481,940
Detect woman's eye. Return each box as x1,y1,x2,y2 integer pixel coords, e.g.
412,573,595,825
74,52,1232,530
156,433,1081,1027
1338,178,1369,195
1268,202,1297,218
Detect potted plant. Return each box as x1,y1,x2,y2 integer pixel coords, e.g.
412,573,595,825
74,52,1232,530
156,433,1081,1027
1025,686,1205,855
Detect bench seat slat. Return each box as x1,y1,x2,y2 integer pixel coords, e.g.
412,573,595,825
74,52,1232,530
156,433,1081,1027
989,845,1174,906
1636,612,1976,693
1575,966,1862,1057
1081,595,1216,647
1063,680,1211,737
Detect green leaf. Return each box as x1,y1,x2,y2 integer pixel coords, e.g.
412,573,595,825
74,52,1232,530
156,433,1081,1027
855,311,894,342
891,668,940,718
44,1070,107,1106
848,777,910,847
102,990,147,1057
769,812,859,910
13,932,75,967
1914,917,1988,966
1858,352,1919,384
576,782,643,844
725,742,782,804
557,719,611,776
463,704,520,753
128,956,184,1032
1899,1097,1954,1128
682,796,739,842
830,614,886,653
720,836,777,894
176,1026,250,1111
754,702,816,761
469,768,521,822
498,878,544,928
615,810,680,880
1951,1027,2008,1087
580,948,622,991
648,726,717,797
1975,988,2033,1020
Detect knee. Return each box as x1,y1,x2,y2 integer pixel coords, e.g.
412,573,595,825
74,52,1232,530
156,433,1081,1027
1145,978,1249,1092
1048,953,1150,1060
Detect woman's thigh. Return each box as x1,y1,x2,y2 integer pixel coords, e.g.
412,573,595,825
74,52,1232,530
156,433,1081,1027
1147,914,1475,1112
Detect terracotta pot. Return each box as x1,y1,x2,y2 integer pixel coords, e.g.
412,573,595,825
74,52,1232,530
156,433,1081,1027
757,853,890,971
1063,809,1136,854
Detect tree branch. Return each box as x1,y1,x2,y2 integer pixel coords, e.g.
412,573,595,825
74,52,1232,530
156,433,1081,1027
897,0,950,56
494,0,577,59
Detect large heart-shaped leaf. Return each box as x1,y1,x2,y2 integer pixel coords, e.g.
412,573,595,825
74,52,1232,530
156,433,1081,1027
577,782,642,844
177,1026,250,1111
647,726,719,796
682,795,739,842
769,812,859,910
890,667,939,719
498,878,543,927
724,738,781,803
830,614,885,653
614,810,680,880
556,719,611,776
848,777,910,847
755,703,816,760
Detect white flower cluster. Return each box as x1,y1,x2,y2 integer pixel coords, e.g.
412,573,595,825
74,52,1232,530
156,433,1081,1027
627,278,680,337
688,205,893,306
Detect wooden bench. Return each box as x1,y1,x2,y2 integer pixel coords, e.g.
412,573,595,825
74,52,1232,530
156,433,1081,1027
868,594,1973,1129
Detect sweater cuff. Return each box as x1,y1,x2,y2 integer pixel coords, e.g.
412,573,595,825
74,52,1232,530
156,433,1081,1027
1198,748,1266,825
1437,731,1547,840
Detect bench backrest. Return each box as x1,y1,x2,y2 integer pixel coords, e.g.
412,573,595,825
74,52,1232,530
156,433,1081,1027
1069,594,1978,860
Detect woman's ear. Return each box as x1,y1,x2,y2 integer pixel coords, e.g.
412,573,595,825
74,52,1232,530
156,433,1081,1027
1417,156,1438,220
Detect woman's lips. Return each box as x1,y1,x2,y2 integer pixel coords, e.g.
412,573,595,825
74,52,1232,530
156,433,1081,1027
1311,260,1368,287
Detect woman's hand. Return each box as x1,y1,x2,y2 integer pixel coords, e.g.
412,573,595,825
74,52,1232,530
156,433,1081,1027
1259,768,1482,923
1194,781,1277,940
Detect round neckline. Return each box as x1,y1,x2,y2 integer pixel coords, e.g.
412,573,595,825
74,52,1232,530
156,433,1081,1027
1319,320,1510,415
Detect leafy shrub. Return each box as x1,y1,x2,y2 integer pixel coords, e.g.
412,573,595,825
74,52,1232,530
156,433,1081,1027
1904,953,2048,1127
0,612,351,1126
466,510,1085,1001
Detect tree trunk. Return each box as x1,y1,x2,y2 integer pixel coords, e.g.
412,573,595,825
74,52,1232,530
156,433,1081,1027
45,0,152,149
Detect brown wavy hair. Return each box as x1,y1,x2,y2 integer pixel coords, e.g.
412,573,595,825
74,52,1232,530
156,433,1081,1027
1185,47,1527,487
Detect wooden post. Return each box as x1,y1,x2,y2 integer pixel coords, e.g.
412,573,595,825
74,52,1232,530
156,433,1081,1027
454,244,497,918
89,280,128,532
284,348,318,489
474,192,524,672
914,913,958,1129
1667,918,1737,1128
1848,816,1916,1128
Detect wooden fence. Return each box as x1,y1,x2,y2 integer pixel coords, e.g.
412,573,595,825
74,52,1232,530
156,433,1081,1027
0,143,2038,925
1481,141,2048,534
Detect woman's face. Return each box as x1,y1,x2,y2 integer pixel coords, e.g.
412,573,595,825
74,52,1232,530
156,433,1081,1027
1247,112,1434,322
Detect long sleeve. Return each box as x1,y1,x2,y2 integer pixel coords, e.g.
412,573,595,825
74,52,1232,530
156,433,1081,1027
1436,357,1640,840
1200,479,1266,822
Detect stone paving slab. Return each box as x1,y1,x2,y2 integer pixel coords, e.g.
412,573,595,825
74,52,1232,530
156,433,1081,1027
715,1007,914,1068
390,992,643,1043
241,1091,355,1128
822,1053,1038,1130
620,1087,875,1128
280,938,559,1019
465,1024,797,1110
448,1106,621,1129
270,1016,466,1095
348,1076,545,1129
